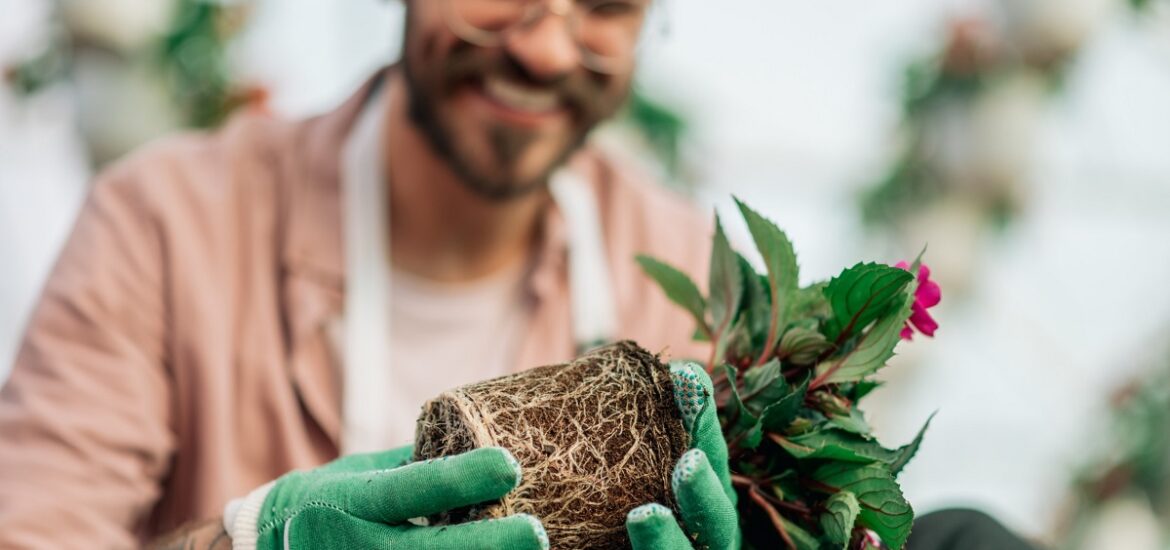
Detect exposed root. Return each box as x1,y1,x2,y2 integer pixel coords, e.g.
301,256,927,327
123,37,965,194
414,341,689,549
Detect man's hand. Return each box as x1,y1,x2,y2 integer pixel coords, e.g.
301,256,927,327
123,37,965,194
149,518,232,550
625,362,740,550
224,445,548,550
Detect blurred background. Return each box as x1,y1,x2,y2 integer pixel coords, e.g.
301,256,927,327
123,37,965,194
2,0,1169,546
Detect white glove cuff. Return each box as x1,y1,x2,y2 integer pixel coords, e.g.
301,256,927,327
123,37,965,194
223,480,276,550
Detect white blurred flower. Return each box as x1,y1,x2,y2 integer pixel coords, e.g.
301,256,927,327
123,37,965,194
998,0,1117,65
967,71,1047,200
73,50,182,163
1078,495,1163,550
898,195,986,296
925,72,1046,204
60,0,178,53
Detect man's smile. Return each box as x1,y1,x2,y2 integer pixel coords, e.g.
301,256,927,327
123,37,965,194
464,75,571,129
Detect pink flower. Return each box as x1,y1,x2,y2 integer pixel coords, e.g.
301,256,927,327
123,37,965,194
895,261,941,341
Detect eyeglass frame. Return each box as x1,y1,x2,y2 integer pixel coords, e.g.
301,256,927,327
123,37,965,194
439,0,654,74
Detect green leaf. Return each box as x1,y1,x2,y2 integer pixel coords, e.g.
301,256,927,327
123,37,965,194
721,364,762,449
780,429,897,463
829,407,872,436
823,263,914,342
708,216,743,342
814,463,914,550
792,282,831,322
782,516,822,550
890,412,935,476
741,359,789,414
737,253,772,350
734,198,799,360
779,326,832,365
637,255,709,338
719,316,754,367
813,290,913,386
761,376,809,432
908,246,927,274
850,380,884,401
821,491,861,548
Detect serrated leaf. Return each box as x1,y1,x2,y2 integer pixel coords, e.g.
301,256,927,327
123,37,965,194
734,198,799,362
779,326,832,365
821,491,861,548
823,263,914,342
637,255,709,338
782,516,822,550
737,253,772,350
719,316,753,366
709,216,743,345
792,282,831,322
908,245,927,274
814,463,914,550
829,407,872,436
721,364,763,449
850,380,884,401
780,429,897,463
890,412,935,476
741,359,789,414
813,291,913,386
761,376,809,432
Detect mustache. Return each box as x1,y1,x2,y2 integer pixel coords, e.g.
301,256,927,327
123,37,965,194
440,44,612,120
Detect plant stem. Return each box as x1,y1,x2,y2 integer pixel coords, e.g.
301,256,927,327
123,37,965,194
748,483,797,549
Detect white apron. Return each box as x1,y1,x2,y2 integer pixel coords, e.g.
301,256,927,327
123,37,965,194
340,85,617,454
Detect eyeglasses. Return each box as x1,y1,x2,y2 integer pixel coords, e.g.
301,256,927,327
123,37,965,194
442,0,651,74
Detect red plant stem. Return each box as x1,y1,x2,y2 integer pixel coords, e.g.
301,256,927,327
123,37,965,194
808,362,838,391
731,474,813,516
753,287,783,366
748,484,797,549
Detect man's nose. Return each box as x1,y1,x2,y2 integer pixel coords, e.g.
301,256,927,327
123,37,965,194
503,8,583,81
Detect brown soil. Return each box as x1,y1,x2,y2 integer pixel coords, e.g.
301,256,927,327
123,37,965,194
414,341,690,549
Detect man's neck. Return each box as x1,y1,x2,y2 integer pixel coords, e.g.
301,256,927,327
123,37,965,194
380,73,549,284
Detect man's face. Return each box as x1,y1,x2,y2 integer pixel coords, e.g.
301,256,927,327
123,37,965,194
402,0,637,201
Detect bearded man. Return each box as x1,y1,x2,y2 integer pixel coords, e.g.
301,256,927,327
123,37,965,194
0,0,728,548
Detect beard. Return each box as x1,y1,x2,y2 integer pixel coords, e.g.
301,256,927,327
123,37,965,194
401,30,629,202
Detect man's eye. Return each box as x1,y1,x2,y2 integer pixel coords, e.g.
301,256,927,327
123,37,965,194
587,1,639,17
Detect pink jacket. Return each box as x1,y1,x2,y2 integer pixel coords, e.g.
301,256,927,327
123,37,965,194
0,71,713,548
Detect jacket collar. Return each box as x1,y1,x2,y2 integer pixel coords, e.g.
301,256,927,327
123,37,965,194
277,70,388,451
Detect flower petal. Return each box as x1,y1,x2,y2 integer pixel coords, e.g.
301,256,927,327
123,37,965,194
916,264,932,283
916,279,941,308
908,307,938,337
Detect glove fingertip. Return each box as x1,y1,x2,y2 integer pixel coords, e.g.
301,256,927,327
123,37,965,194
512,513,550,550
671,448,709,495
627,503,674,524
487,446,524,487
669,363,709,431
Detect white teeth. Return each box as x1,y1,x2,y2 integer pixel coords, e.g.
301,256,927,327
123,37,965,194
484,76,560,113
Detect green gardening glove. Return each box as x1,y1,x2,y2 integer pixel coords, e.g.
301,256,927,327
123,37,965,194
626,361,741,550
224,445,548,550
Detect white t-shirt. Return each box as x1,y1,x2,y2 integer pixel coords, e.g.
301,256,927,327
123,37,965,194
341,83,536,450
381,262,533,447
